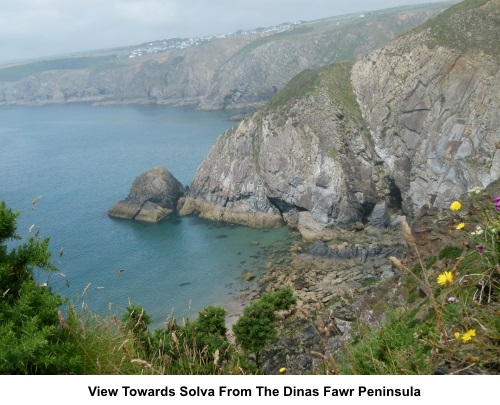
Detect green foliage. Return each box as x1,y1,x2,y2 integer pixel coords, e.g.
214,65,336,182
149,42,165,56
182,305,230,360
260,287,297,311
340,309,432,374
0,201,80,374
232,300,277,366
425,255,438,268
438,244,463,260
233,288,296,366
141,305,231,374
121,304,153,353
121,304,152,335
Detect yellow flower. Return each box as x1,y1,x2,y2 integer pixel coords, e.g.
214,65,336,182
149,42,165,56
450,201,462,211
456,222,465,230
437,271,453,286
454,332,461,340
461,329,476,343
279,367,287,374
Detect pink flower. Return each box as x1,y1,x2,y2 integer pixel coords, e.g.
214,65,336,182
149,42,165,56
494,196,500,212
475,244,485,254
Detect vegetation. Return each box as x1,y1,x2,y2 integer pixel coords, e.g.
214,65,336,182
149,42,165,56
232,288,296,367
413,0,499,58
1,188,498,374
0,201,80,374
0,55,116,82
338,188,500,374
265,68,319,110
340,308,432,374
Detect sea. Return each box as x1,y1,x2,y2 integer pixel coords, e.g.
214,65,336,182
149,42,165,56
0,103,297,328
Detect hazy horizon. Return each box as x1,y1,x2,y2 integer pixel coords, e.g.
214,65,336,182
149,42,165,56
0,0,452,65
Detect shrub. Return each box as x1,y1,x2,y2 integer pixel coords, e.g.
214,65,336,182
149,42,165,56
233,288,296,367
0,201,80,374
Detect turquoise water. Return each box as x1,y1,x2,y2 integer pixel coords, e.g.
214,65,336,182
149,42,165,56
0,104,295,327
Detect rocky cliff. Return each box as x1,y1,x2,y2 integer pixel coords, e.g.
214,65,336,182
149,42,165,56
180,0,500,240
0,4,449,109
179,63,384,240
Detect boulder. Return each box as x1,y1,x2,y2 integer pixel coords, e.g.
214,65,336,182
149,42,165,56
108,167,184,222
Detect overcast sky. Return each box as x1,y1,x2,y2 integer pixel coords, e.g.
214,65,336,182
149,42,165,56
0,0,449,65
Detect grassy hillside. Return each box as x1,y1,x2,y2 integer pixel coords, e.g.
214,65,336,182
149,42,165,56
415,0,500,57
0,55,117,82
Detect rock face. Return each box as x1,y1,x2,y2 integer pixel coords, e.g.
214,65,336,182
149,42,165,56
108,167,185,223
181,0,500,240
180,64,383,239
351,0,500,217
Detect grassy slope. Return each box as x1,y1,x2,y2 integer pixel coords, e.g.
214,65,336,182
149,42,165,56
413,0,500,57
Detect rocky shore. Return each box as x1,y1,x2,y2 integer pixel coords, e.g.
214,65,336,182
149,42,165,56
219,221,409,373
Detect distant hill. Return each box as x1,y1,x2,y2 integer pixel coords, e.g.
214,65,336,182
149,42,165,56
0,2,454,109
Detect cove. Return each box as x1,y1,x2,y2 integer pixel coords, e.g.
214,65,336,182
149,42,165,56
0,103,297,327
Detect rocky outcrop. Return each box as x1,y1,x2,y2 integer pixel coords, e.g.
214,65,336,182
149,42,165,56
181,0,500,240
108,167,185,222
181,63,387,238
351,0,500,217
180,64,389,240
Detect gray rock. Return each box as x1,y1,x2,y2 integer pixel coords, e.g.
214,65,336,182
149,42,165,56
135,202,173,223
108,167,184,222
370,201,390,228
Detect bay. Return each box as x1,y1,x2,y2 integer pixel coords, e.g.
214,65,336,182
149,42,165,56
0,104,296,327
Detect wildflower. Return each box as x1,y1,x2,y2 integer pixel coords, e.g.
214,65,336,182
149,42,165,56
279,367,287,374
437,271,453,286
475,244,485,255
454,332,461,340
468,187,482,195
450,200,462,211
494,196,500,212
471,225,484,236
461,329,476,343
456,222,465,230
447,296,457,303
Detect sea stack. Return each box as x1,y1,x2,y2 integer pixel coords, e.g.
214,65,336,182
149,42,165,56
108,166,185,223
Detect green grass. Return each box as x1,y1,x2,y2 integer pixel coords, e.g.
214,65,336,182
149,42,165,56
411,0,499,58
0,55,116,82
232,25,314,61
265,68,319,110
438,244,463,260
265,61,365,124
